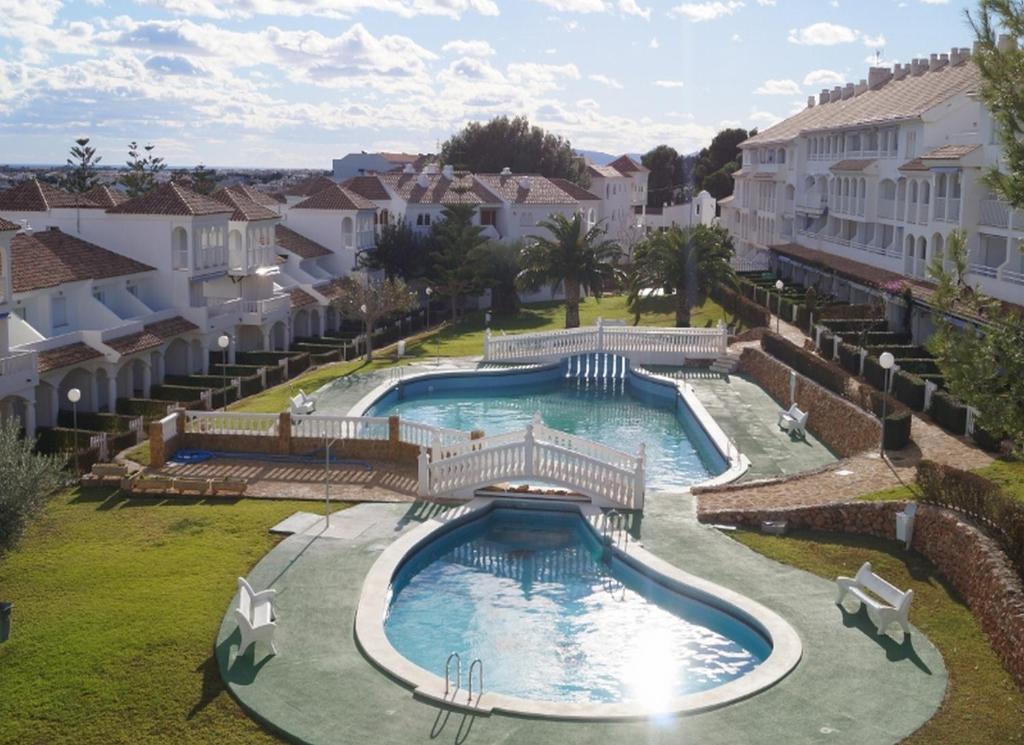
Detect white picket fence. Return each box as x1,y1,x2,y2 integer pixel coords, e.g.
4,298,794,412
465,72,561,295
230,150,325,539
483,321,727,365
419,423,644,510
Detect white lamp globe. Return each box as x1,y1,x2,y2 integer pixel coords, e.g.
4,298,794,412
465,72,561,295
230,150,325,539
426,287,433,296
359,303,368,314
217,334,230,350
879,351,895,370
67,387,81,404
775,279,784,291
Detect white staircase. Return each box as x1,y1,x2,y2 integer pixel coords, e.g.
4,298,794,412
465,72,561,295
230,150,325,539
709,353,741,375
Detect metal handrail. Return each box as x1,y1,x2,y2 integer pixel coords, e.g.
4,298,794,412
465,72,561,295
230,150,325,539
468,658,484,702
444,651,461,696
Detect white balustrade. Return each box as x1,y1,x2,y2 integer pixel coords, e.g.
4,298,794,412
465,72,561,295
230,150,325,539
292,414,388,441
933,197,946,221
877,199,895,219
0,350,38,377
398,419,470,449
158,412,178,442
184,411,280,436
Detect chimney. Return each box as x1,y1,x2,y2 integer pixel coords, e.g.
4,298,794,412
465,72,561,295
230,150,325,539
402,163,414,174
911,59,926,76
893,63,908,80
854,79,868,96
960,47,971,61
416,173,429,189
807,96,816,108
998,34,1017,52
868,66,892,89
441,164,454,179
500,166,512,176
842,82,855,100
950,48,961,66
820,89,831,105
424,163,439,175
518,176,532,191
832,85,843,101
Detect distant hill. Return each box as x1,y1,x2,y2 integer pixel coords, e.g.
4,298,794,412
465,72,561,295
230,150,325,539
575,150,643,166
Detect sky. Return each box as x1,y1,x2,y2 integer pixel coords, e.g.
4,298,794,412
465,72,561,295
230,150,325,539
0,0,976,168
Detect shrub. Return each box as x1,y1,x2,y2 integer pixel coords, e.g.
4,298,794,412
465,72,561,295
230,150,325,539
931,391,968,435
972,426,1004,453
711,285,770,329
862,354,886,390
0,418,65,555
837,343,862,375
818,330,835,358
762,332,847,394
892,370,926,411
117,398,174,419
822,318,888,334
820,304,885,321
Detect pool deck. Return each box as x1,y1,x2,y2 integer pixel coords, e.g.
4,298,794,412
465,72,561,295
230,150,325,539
217,495,946,745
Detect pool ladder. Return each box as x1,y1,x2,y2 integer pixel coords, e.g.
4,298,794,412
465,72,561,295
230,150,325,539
602,509,629,551
443,652,484,703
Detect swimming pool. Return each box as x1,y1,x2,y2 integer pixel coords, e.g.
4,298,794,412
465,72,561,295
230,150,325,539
358,363,732,490
385,506,770,705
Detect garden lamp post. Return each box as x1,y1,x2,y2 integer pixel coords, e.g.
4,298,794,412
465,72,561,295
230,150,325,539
217,334,230,410
360,303,368,359
879,351,895,457
775,279,784,333
67,387,81,477
425,286,433,330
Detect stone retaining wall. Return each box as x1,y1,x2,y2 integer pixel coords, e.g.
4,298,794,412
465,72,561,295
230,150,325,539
702,501,1024,690
738,347,880,457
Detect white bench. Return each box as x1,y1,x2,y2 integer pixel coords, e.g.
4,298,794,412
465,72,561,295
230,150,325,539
778,403,809,439
836,561,914,637
235,577,278,657
290,389,316,416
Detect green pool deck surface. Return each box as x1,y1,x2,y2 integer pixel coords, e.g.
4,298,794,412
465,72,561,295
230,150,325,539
217,494,946,745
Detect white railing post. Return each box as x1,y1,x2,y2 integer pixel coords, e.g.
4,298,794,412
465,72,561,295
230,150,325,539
523,424,535,477
417,446,430,497
923,380,938,411
484,328,492,362
858,348,868,377
833,334,841,360
634,443,645,508
966,406,978,437
596,317,604,352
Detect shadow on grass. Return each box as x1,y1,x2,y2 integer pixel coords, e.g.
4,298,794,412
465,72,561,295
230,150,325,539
838,603,933,675
189,651,229,720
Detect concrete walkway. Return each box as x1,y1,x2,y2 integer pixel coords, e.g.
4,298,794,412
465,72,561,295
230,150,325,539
217,497,946,745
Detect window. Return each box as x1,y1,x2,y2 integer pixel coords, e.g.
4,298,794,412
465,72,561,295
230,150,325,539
51,296,68,328
481,209,497,227
907,131,918,158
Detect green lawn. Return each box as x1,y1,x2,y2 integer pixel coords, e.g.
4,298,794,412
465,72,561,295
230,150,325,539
732,530,1024,744
231,294,727,414
859,459,1024,504
0,487,321,745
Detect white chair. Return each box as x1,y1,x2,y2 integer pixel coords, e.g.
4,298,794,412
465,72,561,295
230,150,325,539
290,389,316,416
836,561,914,637
235,577,277,657
778,404,809,439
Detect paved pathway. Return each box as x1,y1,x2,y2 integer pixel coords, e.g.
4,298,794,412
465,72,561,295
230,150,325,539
217,497,946,745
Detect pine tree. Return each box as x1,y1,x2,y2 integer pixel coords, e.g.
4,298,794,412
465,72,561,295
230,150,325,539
120,142,166,198
61,138,102,193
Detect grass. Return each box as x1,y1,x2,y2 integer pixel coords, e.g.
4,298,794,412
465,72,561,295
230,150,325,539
859,459,1024,504
230,294,727,414
0,487,324,745
732,529,1024,744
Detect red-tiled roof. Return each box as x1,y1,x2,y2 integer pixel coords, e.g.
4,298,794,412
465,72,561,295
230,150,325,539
283,175,337,198
226,184,282,209
897,158,929,172
0,179,101,212
292,184,377,211
287,287,318,308
609,155,648,175
106,315,198,355
11,228,155,293
830,159,877,172
37,342,102,373
475,174,579,205
275,225,332,259
147,316,198,339
107,182,233,216
83,185,128,208
921,144,980,160
340,176,391,202
550,178,601,201
211,188,279,222
316,278,347,300
378,172,501,206
0,217,19,231
586,164,622,180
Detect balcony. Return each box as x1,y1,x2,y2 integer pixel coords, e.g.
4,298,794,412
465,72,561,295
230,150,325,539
980,199,1011,229
241,294,290,324
797,194,827,213
207,298,243,317
969,263,999,279
1004,268,1024,286
0,349,39,398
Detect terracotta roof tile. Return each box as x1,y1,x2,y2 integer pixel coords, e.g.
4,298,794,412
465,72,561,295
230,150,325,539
830,159,877,172
586,164,622,179
921,144,981,160
37,342,101,373
287,287,318,308
609,155,648,174
107,316,197,355
550,178,601,201
475,174,580,205
0,179,101,212
316,278,346,300
377,172,500,206
275,225,332,259
226,184,282,209
107,182,233,216
292,184,377,211
83,185,128,208
283,175,337,197
0,217,19,231
746,60,980,146
340,176,391,202
898,158,929,172
11,228,155,293
211,188,279,222
145,316,199,340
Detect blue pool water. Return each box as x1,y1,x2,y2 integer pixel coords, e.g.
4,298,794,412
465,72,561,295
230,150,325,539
366,371,726,490
385,508,771,705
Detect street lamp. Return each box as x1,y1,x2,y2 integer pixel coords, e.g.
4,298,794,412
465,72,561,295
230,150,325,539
425,286,433,330
879,351,895,457
67,387,81,478
359,303,368,359
217,334,230,410
775,279,784,333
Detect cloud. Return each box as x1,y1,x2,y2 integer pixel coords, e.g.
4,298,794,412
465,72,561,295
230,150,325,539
803,68,845,87
754,78,801,95
618,0,651,19
134,0,499,20
441,39,495,57
653,80,685,88
649,37,659,48
787,22,859,45
862,33,886,48
668,1,745,22
530,0,607,11
589,73,623,88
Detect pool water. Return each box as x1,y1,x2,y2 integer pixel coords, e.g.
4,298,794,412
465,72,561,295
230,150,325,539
369,376,722,490
385,508,771,705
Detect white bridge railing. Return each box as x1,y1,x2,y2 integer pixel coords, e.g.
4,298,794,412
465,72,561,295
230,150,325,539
483,320,727,365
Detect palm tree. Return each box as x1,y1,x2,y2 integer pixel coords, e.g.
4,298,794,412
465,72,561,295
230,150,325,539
517,213,622,328
628,224,736,327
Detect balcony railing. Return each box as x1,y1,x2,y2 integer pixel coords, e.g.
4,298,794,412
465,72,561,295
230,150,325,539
1003,268,1024,286
969,263,999,279
933,197,946,221
797,194,827,211
980,199,1011,229
207,298,243,317
0,350,38,377
241,294,290,317
918,203,930,225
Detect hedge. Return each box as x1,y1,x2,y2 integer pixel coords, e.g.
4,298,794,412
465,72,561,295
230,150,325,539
893,358,942,376
820,304,885,321
56,411,136,433
821,318,888,334
916,460,1024,575
862,354,886,391
972,426,1004,453
930,391,968,435
117,398,175,419
711,285,770,329
762,332,847,395
892,370,926,411
837,343,862,376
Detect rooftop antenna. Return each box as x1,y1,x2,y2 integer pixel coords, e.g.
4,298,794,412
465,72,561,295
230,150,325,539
874,49,883,65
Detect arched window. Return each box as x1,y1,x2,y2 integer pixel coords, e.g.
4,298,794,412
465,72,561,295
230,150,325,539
342,216,354,248
172,227,189,270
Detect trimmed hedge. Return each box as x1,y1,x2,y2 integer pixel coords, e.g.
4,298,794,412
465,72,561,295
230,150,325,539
917,460,1024,575
56,411,135,433
820,304,885,321
837,343,862,375
862,354,886,391
711,285,770,329
930,391,968,435
762,332,846,395
821,318,888,334
893,358,942,376
892,370,926,411
117,398,174,419
972,426,1004,453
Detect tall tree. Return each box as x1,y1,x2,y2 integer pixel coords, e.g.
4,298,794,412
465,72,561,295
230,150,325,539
0,418,65,555
120,142,165,198
472,241,523,316
190,164,218,195
641,144,683,207
627,224,736,327
927,230,1024,450
518,213,622,329
361,219,425,281
968,2,1024,208
440,116,589,186
693,127,754,199
61,137,102,193
426,200,489,319
330,276,417,361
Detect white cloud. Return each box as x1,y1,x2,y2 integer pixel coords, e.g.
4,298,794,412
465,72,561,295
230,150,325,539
754,78,801,95
862,33,886,48
530,0,607,11
653,80,685,88
803,68,845,87
787,22,859,46
668,1,744,22
134,0,499,20
649,36,659,48
441,39,495,57
618,0,651,19
589,73,623,88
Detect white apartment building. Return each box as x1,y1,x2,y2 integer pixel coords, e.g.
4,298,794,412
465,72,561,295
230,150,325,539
332,152,429,181
723,42,1022,339
641,190,719,233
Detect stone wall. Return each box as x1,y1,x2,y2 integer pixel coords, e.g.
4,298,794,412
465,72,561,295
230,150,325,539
738,347,880,457
702,501,1024,690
